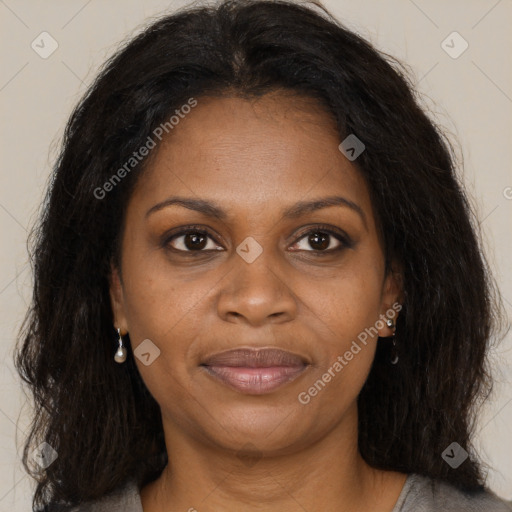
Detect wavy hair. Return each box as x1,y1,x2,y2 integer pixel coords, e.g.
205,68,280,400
15,0,505,509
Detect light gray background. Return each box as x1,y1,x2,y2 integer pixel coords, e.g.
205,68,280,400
0,0,511,509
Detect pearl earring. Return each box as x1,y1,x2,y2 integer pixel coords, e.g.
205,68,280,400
114,328,127,363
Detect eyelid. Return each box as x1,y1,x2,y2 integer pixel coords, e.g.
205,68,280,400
293,224,351,243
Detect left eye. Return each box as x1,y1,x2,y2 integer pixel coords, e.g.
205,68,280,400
290,230,345,252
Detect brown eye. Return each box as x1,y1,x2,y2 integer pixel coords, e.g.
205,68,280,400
183,232,208,250
307,232,331,251
290,225,353,254
166,229,222,252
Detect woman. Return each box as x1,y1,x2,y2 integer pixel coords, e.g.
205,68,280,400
15,0,511,511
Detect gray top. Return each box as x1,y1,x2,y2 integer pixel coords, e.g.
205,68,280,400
68,473,512,511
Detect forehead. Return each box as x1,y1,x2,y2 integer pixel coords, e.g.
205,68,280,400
130,93,372,221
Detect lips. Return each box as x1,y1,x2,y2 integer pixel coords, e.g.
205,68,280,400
201,348,309,395
202,348,308,367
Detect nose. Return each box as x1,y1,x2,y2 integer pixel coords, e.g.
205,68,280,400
217,249,298,327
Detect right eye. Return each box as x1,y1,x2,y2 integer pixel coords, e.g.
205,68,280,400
164,227,224,253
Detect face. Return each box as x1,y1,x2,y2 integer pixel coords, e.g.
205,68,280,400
110,92,401,456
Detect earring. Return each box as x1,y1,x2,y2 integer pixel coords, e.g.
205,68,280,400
385,317,399,365
114,328,127,363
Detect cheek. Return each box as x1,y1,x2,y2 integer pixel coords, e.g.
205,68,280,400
121,262,211,407
297,252,383,396
307,254,384,342
296,272,382,413
118,249,211,373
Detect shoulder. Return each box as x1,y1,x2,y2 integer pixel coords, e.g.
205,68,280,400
395,473,512,512
42,479,142,512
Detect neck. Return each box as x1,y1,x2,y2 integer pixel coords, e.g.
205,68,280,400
140,405,406,512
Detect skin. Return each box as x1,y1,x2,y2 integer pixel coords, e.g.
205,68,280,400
110,91,406,512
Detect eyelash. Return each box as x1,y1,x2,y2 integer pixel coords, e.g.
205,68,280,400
162,224,353,256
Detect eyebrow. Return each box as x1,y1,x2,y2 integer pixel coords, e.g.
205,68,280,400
145,195,367,229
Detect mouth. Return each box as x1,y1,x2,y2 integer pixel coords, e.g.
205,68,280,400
200,348,310,395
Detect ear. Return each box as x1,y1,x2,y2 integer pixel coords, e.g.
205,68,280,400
378,260,403,337
109,262,129,335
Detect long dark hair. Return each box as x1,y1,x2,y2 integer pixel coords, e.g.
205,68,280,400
15,0,505,509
